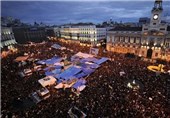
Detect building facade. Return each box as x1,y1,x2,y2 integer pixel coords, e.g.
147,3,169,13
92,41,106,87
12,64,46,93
46,27,60,37
60,25,106,45
107,0,170,61
1,27,17,48
13,27,46,44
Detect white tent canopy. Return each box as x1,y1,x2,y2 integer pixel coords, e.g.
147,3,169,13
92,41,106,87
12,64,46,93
38,76,56,87
74,52,94,59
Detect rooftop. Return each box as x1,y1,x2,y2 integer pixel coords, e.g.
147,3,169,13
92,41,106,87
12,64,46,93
109,26,142,31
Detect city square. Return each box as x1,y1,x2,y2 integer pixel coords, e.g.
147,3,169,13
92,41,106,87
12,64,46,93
1,0,170,117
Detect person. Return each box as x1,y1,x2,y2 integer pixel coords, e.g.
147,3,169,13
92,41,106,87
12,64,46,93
1,40,170,117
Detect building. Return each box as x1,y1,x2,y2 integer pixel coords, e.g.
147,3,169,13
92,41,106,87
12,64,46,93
13,27,47,44
139,17,150,25
107,0,170,61
60,24,106,45
46,27,60,38
1,27,17,48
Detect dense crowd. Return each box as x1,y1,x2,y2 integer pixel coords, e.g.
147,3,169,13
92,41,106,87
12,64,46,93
1,39,170,117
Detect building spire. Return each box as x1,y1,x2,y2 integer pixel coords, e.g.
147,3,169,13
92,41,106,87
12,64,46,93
152,0,163,11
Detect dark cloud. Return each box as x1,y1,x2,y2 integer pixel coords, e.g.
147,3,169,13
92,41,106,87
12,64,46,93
1,1,170,25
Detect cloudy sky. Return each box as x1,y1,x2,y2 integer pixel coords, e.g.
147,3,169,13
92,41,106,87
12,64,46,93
1,1,170,25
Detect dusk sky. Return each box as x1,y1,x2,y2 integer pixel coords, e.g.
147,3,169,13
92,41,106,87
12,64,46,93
1,1,170,25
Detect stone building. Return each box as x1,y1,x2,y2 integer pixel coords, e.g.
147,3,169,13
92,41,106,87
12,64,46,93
60,24,106,46
107,0,170,61
1,27,17,48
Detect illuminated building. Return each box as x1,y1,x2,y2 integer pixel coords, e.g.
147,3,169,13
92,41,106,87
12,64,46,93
1,27,17,48
107,0,170,61
60,24,106,45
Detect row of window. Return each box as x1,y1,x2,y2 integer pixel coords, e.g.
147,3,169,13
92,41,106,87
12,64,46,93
113,31,140,34
114,47,160,57
144,28,166,31
1,31,12,35
114,36,141,44
1,35,15,41
80,28,95,31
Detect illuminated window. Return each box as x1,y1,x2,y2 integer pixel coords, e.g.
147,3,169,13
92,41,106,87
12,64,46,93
125,37,129,43
130,37,134,43
136,38,140,44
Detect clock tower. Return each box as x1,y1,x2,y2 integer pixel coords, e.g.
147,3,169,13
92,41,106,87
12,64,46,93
150,0,163,27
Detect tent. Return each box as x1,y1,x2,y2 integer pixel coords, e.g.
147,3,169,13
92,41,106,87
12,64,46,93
57,66,82,80
37,57,62,65
55,79,77,89
45,57,62,65
37,88,50,96
23,69,32,76
38,76,56,87
94,57,109,65
82,68,95,75
74,72,88,79
80,57,98,63
14,56,29,62
77,85,86,92
84,62,100,69
29,92,42,104
74,52,94,59
34,65,42,71
51,44,61,49
72,79,86,90
37,60,46,65
45,71,54,76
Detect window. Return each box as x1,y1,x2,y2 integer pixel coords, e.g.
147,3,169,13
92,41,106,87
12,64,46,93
136,37,140,44
155,53,158,57
153,23,156,25
166,42,169,48
125,37,129,43
120,37,124,42
130,37,134,43
160,28,165,30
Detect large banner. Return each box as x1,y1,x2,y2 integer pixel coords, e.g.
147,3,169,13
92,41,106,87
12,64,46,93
90,48,99,56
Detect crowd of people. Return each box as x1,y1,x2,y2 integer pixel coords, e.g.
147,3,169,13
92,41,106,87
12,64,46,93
1,39,170,118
